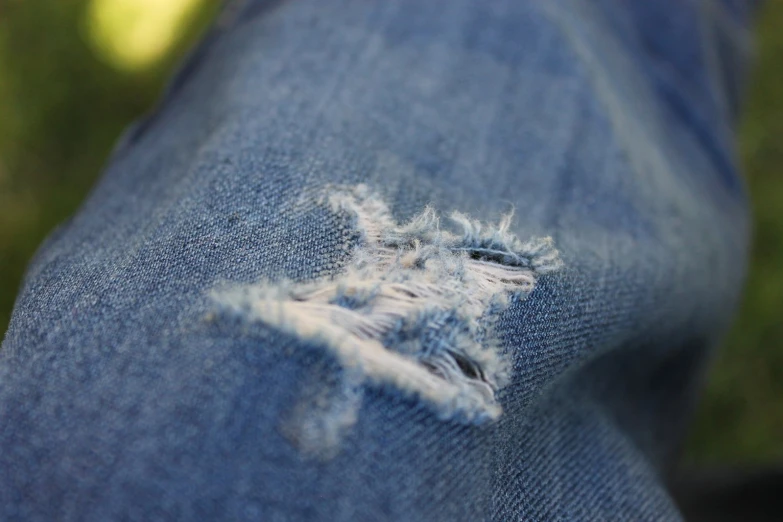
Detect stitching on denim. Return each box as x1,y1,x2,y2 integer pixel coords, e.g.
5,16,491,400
212,185,562,456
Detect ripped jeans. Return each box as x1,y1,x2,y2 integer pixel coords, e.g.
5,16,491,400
0,1,754,520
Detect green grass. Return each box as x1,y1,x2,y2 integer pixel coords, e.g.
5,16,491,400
1,1,781,463
686,2,783,463
0,1,219,330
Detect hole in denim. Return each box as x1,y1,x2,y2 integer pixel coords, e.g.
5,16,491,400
212,185,562,457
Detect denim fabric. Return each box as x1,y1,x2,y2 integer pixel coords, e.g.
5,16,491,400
0,1,752,520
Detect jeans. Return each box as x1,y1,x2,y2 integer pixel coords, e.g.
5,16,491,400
0,0,755,520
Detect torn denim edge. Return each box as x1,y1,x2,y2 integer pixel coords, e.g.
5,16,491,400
211,184,562,456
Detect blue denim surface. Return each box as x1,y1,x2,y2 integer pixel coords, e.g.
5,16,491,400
0,0,753,520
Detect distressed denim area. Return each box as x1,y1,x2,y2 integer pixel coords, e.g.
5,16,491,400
212,185,561,456
0,0,752,520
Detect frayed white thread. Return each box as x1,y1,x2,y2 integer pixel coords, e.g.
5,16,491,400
214,185,562,455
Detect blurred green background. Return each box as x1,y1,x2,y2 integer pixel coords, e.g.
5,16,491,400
0,1,780,463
